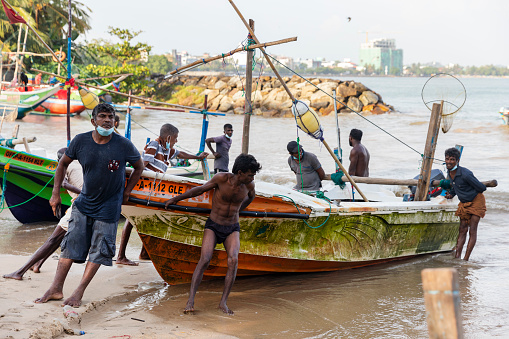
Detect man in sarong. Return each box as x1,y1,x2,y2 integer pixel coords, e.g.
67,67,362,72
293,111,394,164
444,147,486,261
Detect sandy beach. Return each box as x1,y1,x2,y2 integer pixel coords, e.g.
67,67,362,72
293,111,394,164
0,254,236,339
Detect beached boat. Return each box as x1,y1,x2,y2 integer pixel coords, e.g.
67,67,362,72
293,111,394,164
30,78,125,116
499,107,509,125
0,84,62,119
122,170,459,285
0,146,72,223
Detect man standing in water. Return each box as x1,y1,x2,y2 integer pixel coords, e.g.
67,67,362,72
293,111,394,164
444,147,486,261
206,123,233,173
348,128,370,177
35,103,144,306
164,154,261,315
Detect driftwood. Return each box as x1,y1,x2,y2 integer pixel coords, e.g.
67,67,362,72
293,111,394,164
324,174,498,188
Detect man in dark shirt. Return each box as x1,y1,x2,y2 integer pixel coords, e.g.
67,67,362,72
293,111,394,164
287,141,325,192
206,123,233,173
35,103,144,306
444,147,486,261
348,129,370,177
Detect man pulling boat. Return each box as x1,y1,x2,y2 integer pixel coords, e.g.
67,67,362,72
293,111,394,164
164,153,261,315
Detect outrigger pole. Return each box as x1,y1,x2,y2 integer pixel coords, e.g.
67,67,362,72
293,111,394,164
227,0,369,202
66,0,72,146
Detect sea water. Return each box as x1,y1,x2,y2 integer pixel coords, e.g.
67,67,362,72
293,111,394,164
0,76,507,337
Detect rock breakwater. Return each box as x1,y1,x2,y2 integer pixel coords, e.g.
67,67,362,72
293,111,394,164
161,75,394,117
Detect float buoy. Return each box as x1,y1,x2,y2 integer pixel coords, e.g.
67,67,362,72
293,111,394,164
292,100,323,140
52,51,66,62
79,86,99,110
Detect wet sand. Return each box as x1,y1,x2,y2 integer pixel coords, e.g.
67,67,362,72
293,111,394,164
0,254,234,339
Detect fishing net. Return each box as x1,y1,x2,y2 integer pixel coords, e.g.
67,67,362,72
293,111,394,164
421,73,466,133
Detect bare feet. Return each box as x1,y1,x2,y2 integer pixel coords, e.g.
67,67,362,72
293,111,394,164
62,292,83,307
115,257,139,266
184,301,195,314
219,303,234,315
32,263,42,273
3,272,23,280
34,289,64,303
139,247,150,261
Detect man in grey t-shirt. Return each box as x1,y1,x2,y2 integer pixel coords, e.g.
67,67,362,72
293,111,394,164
206,124,233,173
287,141,325,192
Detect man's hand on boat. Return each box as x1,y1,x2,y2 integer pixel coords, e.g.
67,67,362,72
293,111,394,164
198,152,209,160
164,198,178,209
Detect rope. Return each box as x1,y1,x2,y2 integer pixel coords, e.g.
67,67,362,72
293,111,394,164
274,193,331,229
264,53,425,158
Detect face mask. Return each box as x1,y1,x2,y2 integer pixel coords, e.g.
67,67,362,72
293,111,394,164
451,165,458,171
96,126,114,136
225,134,231,139
292,156,298,160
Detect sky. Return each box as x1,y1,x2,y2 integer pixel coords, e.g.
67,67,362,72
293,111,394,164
77,0,508,67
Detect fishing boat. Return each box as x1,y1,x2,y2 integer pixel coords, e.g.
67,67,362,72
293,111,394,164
499,107,509,125
0,146,72,223
30,76,127,116
0,84,61,119
122,169,459,285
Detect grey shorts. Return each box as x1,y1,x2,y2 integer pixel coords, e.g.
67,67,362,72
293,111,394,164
60,205,118,266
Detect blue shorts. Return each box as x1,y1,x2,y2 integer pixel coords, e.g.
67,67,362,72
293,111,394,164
60,205,118,266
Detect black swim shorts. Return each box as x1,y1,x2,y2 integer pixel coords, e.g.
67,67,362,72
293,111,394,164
204,218,240,244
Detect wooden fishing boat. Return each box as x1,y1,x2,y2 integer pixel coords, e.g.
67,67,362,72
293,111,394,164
122,170,459,285
31,79,123,116
0,84,62,119
0,146,72,223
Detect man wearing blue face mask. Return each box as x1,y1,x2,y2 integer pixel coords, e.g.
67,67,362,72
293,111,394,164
287,140,325,192
36,103,144,307
444,147,486,261
206,123,233,174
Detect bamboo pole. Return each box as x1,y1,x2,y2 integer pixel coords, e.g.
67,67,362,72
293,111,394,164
1,51,52,57
422,268,463,339
169,36,297,76
323,174,498,188
200,95,211,180
415,102,443,201
227,0,295,102
228,0,368,202
81,73,133,81
2,0,67,72
30,68,206,112
242,19,254,154
66,0,72,146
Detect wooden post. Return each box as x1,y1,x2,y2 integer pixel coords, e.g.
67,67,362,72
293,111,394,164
422,268,463,339
415,102,443,201
18,25,28,84
242,19,254,154
22,137,30,153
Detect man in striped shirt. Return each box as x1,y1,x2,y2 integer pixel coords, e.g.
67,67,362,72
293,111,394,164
116,123,209,265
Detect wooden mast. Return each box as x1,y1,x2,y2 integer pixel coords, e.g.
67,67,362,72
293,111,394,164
414,101,443,201
242,19,254,154
227,0,369,202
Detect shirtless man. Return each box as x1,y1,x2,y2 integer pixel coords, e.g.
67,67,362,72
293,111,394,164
164,154,261,315
348,128,370,177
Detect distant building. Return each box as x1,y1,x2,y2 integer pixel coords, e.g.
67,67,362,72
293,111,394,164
359,38,403,74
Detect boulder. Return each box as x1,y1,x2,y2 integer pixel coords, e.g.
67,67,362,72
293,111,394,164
310,78,321,85
354,82,369,94
359,91,379,106
336,83,357,98
183,78,199,86
218,96,234,111
202,89,220,101
214,80,228,91
227,77,243,88
260,75,271,82
233,107,244,115
347,96,363,112
320,105,335,116
311,101,329,110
